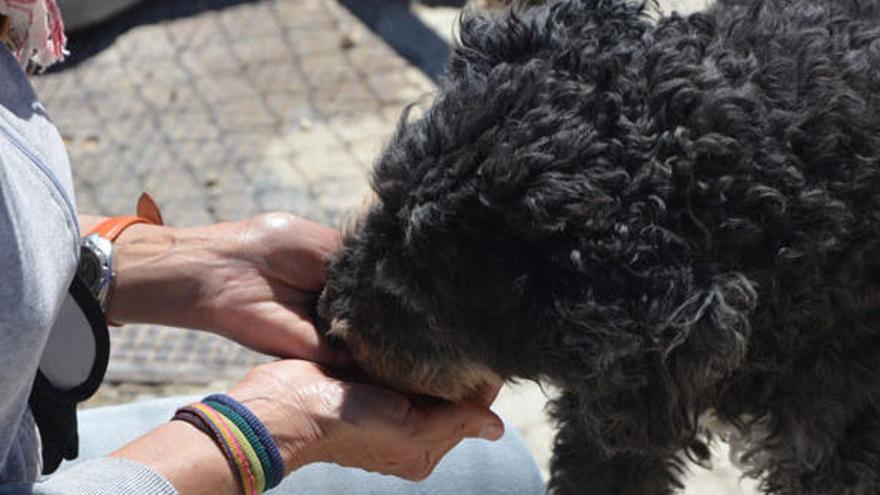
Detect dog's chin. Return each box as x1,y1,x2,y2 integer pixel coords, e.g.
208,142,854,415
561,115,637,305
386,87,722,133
328,318,502,402
350,334,502,402
406,374,504,406
375,364,503,403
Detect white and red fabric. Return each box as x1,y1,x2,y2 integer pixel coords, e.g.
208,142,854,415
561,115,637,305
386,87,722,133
0,0,67,68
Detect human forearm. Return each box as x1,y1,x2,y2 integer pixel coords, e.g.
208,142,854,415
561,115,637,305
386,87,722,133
76,211,345,362
77,213,224,328
100,358,502,494
108,410,316,495
109,421,245,495
11,458,177,494
102,219,242,329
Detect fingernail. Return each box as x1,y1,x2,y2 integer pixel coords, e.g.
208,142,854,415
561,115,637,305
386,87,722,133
479,422,504,440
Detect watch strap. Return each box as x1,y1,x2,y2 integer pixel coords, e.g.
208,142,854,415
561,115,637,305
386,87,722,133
90,192,164,241
88,192,164,327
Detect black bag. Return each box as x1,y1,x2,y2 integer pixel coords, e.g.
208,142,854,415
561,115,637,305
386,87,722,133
29,273,110,474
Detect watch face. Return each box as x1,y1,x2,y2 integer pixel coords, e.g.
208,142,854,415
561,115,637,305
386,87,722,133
78,245,102,290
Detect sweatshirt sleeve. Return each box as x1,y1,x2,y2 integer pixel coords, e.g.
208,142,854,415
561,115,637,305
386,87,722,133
0,458,177,495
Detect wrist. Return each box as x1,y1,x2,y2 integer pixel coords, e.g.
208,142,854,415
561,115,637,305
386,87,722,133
111,420,240,495
225,394,323,474
226,373,347,474
108,221,239,328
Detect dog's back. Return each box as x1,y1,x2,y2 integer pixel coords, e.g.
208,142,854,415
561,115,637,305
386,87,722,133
580,0,880,491
570,0,880,492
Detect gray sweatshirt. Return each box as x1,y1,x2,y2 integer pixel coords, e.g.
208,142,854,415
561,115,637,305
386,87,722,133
0,47,175,494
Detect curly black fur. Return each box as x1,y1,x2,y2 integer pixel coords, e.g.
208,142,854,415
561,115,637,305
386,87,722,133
319,0,880,492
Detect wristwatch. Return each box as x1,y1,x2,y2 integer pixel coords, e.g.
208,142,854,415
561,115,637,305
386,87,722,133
77,233,115,313
75,192,165,319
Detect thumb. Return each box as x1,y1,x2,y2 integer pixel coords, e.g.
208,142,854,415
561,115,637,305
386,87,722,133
253,313,353,367
417,402,505,443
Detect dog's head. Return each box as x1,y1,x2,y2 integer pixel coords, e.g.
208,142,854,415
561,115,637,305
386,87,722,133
320,0,761,453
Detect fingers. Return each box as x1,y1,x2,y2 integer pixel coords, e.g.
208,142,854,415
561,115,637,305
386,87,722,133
245,212,339,291
385,435,462,482
276,215,341,285
408,400,505,444
394,411,499,481
397,445,452,481
278,323,352,366
240,306,353,366
334,383,503,482
467,380,503,407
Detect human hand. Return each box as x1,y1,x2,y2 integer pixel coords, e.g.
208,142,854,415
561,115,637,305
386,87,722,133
108,212,347,365
228,360,505,480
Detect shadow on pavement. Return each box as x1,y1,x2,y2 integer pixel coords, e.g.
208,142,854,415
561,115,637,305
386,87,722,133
339,0,452,82
49,0,259,72
52,0,456,83
418,0,467,6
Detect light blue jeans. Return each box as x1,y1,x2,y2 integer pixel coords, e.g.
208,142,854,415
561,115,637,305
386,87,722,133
66,395,546,494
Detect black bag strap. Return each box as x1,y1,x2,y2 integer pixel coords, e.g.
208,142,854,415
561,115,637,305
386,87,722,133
29,273,110,474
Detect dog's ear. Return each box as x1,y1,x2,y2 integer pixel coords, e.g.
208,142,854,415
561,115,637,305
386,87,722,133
449,0,652,82
450,9,540,79
658,273,757,386
546,271,758,453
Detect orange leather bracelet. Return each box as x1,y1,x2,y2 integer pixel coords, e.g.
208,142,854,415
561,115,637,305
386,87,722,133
88,192,165,326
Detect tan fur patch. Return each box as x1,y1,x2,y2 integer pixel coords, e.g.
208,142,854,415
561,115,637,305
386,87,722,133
328,318,352,340
330,318,499,401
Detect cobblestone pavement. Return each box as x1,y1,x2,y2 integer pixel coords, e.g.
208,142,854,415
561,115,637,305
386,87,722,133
42,0,755,491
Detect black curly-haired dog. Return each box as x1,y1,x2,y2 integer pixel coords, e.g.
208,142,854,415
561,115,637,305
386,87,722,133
318,0,880,492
